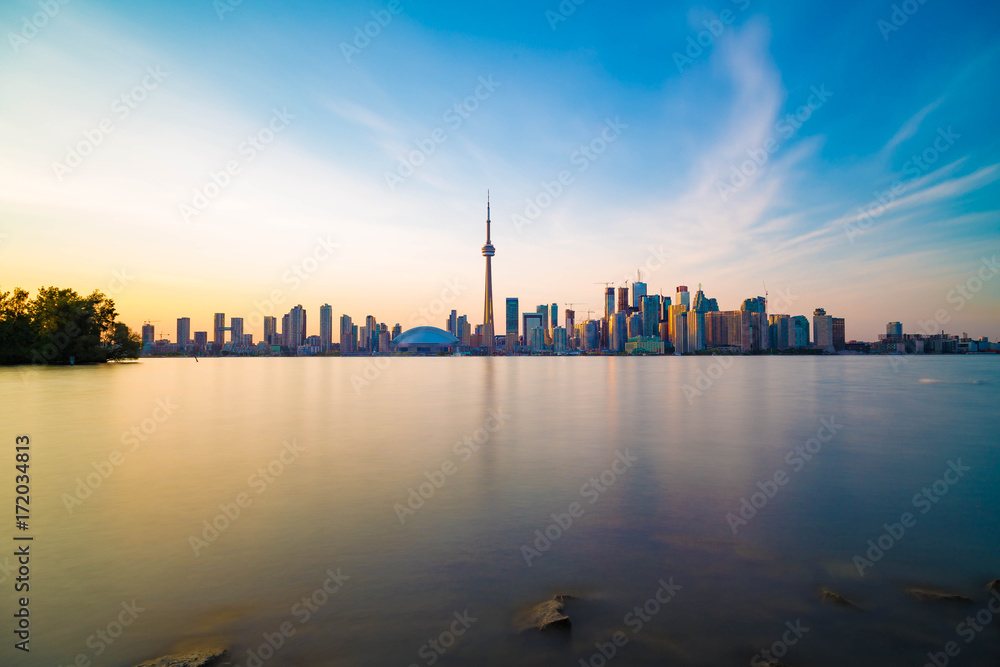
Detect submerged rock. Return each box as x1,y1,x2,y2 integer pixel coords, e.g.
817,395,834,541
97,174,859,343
133,649,228,667
908,588,973,603
515,595,574,634
820,588,861,609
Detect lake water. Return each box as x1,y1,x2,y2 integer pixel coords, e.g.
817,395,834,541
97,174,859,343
1,356,998,666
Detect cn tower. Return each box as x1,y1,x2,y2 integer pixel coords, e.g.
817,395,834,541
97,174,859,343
482,192,495,353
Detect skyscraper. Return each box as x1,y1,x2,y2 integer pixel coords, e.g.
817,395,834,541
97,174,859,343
505,298,518,337
263,316,277,345
604,287,615,319
833,317,846,352
481,194,496,353
230,317,244,344
675,286,690,311
340,315,354,353
617,286,629,313
288,305,307,350
536,305,549,332
141,323,155,345
791,316,809,348
551,303,558,328
176,317,191,347
320,304,333,352
632,281,647,308
887,321,902,337
505,298,518,354
813,308,834,352
641,295,660,338
213,313,226,345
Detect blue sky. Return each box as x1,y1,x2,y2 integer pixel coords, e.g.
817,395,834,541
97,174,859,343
1,0,998,340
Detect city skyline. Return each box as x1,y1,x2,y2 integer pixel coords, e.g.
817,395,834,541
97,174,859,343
1,1,999,341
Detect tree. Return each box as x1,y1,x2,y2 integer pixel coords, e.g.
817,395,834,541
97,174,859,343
0,285,139,365
0,287,36,364
106,322,142,361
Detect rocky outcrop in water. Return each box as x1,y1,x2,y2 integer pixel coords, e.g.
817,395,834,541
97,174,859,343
908,588,972,603
133,649,229,667
515,595,574,634
820,588,861,609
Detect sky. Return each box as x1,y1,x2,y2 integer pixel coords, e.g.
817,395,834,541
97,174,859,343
1,0,998,341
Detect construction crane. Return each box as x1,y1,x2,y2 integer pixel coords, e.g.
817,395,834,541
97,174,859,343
593,281,615,289
564,302,587,311
762,281,768,309
584,310,596,320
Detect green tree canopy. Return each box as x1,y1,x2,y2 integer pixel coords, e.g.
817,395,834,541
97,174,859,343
0,285,140,365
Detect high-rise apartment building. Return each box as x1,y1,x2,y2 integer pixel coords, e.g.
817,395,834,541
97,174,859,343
287,305,306,350
230,317,244,344
813,308,834,352
833,317,846,352
213,313,226,345
320,304,333,352
176,317,191,347
264,316,277,345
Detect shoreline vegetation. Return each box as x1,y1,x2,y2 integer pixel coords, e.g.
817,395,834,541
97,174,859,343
0,285,141,366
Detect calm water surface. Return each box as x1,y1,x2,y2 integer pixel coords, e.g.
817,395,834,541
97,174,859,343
1,356,998,666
